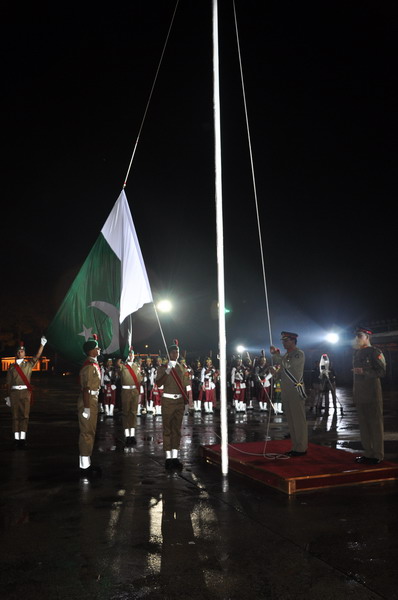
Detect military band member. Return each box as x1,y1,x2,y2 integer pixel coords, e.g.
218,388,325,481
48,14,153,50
120,347,142,445
143,356,155,414
254,352,272,412
102,357,117,417
270,332,307,456
78,335,102,476
200,357,218,413
353,327,386,465
151,356,164,416
192,359,202,412
319,353,337,412
180,357,193,407
231,357,247,412
156,340,190,469
5,337,47,448
134,355,145,416
242,353,255,409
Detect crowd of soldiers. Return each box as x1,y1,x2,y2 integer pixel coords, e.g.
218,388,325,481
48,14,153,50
4,326,386,476
96,349,284,419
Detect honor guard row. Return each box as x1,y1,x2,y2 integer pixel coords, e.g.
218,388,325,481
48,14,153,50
2,326,386,475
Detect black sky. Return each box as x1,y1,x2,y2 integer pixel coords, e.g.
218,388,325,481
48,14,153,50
2,0,397,356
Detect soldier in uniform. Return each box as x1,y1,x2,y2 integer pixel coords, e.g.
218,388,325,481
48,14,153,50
200,357,218,413
143,356,155,414
151,356,164,415
230,356,247,412
319,353,337,412
270,332,307,456
180,357,193,407
191,359,202,412
119,347,142,445
156,340,190,470
253,352,272,411
78,335,102,477
102,357,117,417
5,337,47,448
353,327,386,465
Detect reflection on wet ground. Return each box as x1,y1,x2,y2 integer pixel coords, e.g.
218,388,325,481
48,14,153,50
0,378,397,599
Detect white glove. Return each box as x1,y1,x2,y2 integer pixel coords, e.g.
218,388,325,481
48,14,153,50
111,385,116,390
41,336,47,346
82,408,91,419
5,397,11,407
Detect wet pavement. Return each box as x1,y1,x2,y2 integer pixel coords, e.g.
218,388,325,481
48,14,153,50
1,377,398,600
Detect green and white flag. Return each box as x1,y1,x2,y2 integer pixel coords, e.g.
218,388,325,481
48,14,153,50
47,190,153,365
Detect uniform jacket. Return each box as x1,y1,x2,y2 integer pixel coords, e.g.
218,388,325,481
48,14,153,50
156,362,189,395
7,358,37,388
80,358,101,393
353,346,386,402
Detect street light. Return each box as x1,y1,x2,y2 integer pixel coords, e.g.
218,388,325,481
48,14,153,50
236,345,245,354
157,299,172,313
325,333,339,344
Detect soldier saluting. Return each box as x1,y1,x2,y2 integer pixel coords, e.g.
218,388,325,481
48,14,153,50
5,337,47,448
156,339,190,470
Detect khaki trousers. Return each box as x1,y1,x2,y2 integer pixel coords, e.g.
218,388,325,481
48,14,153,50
357,398,384,460
77,394,98,456
283,393,308,453
121,388,139,430
162,397,185,451
10,389,31,433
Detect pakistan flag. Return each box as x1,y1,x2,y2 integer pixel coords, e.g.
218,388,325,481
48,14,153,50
47,190,153,365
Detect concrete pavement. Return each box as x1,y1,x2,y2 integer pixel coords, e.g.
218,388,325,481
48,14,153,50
0,377,397,599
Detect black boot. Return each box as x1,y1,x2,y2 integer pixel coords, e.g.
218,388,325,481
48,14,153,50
79,465,102,478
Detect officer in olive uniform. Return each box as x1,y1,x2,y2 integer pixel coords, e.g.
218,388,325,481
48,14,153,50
78,335,102,477
270,331,307,456
353,327,386,465
156,340,189,470
5,337,47,448
119,347,142,445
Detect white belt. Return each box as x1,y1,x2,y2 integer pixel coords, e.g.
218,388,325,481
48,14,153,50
163,393,182,399
89,390,99,395
122,385,136,389
12,385,27,390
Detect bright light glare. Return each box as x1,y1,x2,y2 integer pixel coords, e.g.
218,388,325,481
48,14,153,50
236,345,245,354
157,299,172,313
325,333,339,344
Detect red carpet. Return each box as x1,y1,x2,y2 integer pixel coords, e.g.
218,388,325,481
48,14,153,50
200,441,398,494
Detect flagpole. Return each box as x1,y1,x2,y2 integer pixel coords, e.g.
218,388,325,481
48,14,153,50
212,0,228,477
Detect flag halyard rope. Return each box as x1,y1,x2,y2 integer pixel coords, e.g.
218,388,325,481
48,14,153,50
123,0,180,189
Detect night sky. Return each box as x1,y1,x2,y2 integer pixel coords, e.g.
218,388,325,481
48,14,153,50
2,1,397,358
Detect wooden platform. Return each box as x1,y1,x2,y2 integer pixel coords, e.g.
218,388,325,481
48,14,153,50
200,441,398,494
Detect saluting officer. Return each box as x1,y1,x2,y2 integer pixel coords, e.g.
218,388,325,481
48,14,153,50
78,335,102,477
156,339,190,470
270,331,307,457
5,337,47,448
353,327,386,465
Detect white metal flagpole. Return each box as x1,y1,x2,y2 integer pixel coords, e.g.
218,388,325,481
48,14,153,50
212,0,228,476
